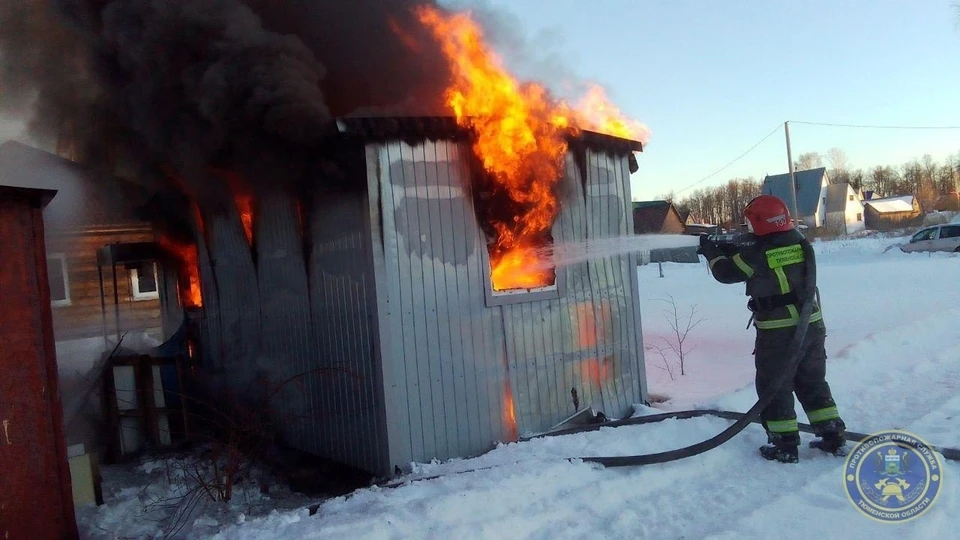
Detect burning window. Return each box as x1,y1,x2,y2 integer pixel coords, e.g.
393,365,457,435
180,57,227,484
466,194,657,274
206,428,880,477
417,8,646,304
472,169,564,306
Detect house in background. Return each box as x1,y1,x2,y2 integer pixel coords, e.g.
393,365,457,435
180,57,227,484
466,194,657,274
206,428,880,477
824,183,866,235
677,208,695,227
761,167,830,228
0,140,160,452
862,195,923,230
632,200,686,234
935,191,960,212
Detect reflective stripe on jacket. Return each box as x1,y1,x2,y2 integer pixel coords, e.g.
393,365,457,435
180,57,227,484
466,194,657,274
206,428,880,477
706,229,821,330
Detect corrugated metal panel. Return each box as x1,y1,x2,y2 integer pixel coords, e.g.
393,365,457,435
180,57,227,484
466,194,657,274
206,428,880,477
583,149,646,414
502,147,646,435
197,200,262,396
254,189,313,452
370,139,647,470
307,178,387,474
374,139,513,470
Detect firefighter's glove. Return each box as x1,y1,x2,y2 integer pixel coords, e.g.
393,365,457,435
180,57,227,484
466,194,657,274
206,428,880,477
697,234,720,259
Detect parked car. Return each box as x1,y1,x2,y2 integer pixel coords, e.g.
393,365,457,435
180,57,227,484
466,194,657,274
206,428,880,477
899,223,960,253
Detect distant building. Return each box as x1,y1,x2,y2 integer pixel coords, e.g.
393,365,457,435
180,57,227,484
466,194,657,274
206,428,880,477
862,195,923,230
824,183,866,235
761,167,830,228
934,191,960,212
632,200,686,234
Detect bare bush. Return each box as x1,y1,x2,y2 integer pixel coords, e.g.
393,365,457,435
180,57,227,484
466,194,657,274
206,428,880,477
645,343,675,381
658,295,704,376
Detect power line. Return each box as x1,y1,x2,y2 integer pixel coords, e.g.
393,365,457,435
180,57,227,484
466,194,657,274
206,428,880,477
789,120,960,130
669,119,960,198
675,124,782,195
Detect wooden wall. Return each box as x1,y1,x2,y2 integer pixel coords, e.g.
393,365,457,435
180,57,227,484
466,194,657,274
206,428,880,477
45,227,162,341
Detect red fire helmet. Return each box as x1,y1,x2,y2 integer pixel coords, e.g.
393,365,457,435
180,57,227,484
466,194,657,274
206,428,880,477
743,194,794,235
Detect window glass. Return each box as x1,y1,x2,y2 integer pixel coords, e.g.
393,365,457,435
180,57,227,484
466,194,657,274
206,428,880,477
911,229,936,242
939,226,960,239
131,263,159,300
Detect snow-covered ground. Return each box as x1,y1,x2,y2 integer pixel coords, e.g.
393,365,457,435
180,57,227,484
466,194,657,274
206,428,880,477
79,234,960,539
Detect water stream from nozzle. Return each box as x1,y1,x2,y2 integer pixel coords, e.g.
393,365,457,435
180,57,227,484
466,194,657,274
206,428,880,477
528,234,701,271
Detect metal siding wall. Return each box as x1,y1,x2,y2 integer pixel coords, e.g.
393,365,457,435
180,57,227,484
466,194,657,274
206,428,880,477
196,203,262,391
619,155,650,401
584,149,646,413
307,186,386,474
503,149,646,436
254,190,314,454
376,140,512,470
370,139,647,469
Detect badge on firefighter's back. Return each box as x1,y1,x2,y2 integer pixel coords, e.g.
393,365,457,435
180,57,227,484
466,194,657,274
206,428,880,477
843,430,943,523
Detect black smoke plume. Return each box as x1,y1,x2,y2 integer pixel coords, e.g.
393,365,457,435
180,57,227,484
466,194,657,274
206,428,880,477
0,0,453,188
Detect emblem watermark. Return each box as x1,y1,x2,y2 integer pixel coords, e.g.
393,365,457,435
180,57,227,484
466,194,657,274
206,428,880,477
843,430,943,523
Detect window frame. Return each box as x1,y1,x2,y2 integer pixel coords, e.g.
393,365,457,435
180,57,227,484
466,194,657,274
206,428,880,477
47,253,71,307
129,263,160,301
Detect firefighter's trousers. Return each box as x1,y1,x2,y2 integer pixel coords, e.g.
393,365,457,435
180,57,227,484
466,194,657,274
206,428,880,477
754,320,842,438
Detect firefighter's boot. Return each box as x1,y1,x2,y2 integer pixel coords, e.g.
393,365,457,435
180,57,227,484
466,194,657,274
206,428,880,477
809,419,848,456
759,432,800,463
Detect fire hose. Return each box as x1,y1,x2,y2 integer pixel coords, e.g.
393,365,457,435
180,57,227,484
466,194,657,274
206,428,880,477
375,241,959,489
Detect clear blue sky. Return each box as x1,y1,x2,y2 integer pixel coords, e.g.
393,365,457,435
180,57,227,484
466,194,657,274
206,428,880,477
445,0,960,200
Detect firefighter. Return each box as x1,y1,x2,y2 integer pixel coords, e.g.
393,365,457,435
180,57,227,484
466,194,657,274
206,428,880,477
697,194,846,463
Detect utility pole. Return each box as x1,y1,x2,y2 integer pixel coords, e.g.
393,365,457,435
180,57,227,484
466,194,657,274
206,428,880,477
784,121,801,230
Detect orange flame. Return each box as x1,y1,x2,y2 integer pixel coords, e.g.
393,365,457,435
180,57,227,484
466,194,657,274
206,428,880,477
159,236,203,308
416,7,646,291
213,168,255,246
236,194,254,246
503,382,518,440
417,7,572,291
574,86,651,143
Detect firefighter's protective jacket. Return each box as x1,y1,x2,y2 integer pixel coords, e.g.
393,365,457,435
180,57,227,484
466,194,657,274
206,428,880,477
702,229,822,330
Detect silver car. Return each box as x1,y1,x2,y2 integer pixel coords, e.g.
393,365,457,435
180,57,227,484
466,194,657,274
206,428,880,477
899,224,960,253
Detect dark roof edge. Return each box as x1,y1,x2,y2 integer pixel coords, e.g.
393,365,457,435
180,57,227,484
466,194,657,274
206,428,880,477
331,116,643,153
0,184,58,208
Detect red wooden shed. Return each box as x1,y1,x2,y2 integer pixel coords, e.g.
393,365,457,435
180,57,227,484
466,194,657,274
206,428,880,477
0,184,78,539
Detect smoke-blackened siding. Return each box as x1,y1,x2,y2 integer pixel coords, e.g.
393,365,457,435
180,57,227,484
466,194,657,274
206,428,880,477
368,139,647,472
307,179,387,474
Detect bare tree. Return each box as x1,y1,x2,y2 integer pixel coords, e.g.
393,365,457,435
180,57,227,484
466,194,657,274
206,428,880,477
658,295,704,376
795,152,823,171
655,190,676,203
826,147,849,177
676,178,760,229
867,165,899,197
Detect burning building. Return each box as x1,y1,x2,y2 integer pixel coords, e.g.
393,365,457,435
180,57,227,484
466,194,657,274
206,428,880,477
155,115,647,477
1,1,651,476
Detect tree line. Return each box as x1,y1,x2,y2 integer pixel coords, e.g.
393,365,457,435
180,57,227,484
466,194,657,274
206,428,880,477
657,149,960,228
